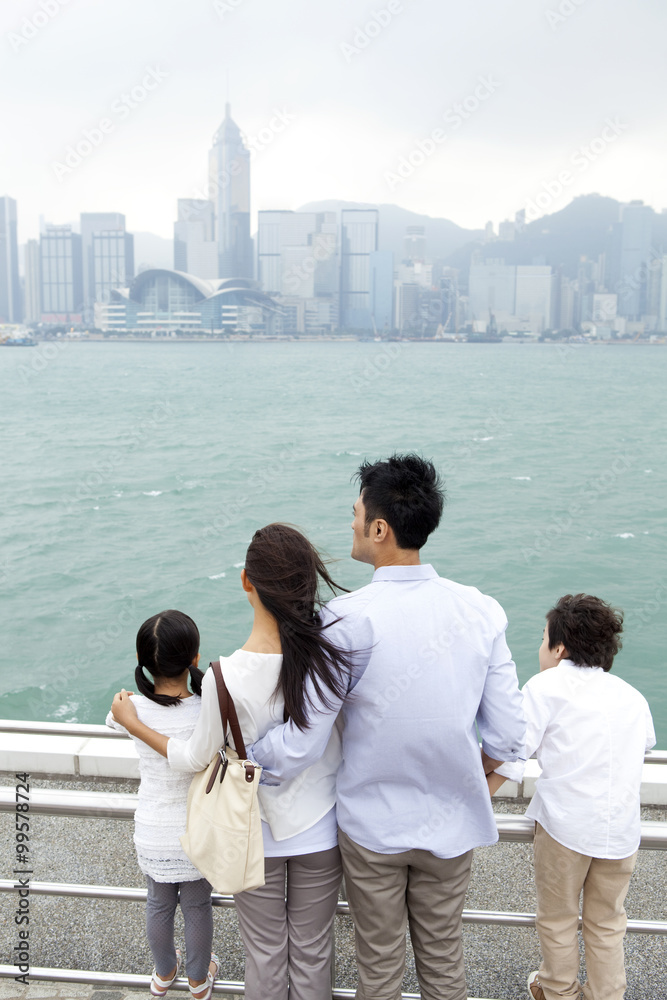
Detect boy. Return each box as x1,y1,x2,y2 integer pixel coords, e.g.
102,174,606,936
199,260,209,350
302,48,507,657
490,594,655,1000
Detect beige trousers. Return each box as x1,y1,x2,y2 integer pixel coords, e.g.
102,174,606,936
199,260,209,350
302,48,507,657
233,846,342,1000
533,823,637,1000
338,827,473,1000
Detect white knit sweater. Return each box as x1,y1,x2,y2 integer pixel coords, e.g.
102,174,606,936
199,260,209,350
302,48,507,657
106,693,203,882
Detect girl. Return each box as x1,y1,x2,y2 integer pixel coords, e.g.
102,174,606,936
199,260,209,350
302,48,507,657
111,524,355,1000
106,609,219,1000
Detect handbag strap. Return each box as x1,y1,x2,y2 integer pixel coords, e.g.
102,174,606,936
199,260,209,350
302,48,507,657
210,660,248,761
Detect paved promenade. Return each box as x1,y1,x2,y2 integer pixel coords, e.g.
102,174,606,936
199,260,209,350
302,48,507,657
1,776,665,1000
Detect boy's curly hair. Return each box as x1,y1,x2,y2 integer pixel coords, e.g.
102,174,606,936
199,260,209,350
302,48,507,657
546,594,623,672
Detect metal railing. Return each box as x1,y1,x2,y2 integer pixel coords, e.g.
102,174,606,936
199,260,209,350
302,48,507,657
2,721,666,997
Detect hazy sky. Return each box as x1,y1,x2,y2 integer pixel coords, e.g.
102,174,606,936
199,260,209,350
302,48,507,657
2,0,666,241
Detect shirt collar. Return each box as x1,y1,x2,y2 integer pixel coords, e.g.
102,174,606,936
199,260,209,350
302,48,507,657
560,658,603,673
372,563,438,582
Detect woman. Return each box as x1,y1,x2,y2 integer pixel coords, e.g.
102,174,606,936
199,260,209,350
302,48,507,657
111,523,354,1000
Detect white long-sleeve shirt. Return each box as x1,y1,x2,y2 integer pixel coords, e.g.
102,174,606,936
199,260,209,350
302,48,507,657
167,649,340,856
250,564,526,859
496,660,656,858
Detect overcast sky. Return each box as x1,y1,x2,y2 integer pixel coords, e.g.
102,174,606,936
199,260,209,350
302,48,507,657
2,0,666,241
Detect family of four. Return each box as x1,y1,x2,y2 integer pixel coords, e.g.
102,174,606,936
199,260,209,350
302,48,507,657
110,453,654,1000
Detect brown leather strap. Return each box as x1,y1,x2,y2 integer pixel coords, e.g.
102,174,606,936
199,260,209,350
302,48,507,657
210,660,248,760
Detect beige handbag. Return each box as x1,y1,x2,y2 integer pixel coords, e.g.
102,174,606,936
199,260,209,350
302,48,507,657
180,660,265,893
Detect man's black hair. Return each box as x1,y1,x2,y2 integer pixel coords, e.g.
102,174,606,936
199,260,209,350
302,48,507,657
354,453,445,550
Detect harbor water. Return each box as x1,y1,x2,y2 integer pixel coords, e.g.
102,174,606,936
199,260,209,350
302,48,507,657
1,340,665,743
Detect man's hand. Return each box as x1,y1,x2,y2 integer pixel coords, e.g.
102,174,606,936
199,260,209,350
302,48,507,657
111,689,137,729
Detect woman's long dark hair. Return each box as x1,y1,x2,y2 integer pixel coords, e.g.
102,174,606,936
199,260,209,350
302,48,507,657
135,610,204,707
244,524,354,731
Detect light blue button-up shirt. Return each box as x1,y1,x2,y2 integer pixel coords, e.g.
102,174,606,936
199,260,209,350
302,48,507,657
250,564,525,859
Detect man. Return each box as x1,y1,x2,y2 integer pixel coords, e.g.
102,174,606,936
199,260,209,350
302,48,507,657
249,453,525,1000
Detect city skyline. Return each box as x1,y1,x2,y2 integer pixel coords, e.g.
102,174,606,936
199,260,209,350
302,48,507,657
2,0,666,241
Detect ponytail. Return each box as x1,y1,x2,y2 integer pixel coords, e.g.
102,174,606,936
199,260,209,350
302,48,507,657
188,662,204,696
245,524,356,731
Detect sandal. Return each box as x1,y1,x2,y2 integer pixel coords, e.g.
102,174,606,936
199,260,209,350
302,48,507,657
150,948,182,997
188,953,219,1000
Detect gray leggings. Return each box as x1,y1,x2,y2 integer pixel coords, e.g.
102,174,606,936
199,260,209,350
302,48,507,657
145,875,213,981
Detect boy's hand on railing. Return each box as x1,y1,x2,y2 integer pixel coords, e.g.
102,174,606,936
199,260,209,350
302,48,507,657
111,689,137,728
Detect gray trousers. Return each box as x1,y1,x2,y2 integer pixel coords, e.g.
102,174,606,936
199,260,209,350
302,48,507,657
145,875,213,981
233,846,342,1000
338,828,473,1000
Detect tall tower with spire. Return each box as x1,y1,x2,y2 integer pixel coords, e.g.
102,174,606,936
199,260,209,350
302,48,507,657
208,104,252,280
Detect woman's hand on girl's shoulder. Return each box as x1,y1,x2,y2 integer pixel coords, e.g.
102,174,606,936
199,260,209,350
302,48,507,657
111,689,137,727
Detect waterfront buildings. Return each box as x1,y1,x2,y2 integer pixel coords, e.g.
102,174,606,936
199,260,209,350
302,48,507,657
80,212,132,322
0,196,22,323
98,269,278,333
209,104,252,280
173,199,217,279
23,239,41,324
469,261,555,333
340,208,380,330
40,225,83,323
257,210,339,334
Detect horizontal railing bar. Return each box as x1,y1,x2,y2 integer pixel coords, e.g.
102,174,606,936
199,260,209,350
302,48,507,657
1,881,665,934
0,966,426,999
2,720,666,766
2,787,666,847
0,719,126,738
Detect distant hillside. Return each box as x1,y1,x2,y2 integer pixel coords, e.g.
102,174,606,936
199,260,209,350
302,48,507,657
449,194,667,283
298,200,483,262
132,232,173,273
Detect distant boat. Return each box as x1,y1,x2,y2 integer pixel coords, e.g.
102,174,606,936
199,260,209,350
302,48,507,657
1,338,37,347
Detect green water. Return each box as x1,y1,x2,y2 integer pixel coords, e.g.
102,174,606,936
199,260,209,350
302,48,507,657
1,341,665,744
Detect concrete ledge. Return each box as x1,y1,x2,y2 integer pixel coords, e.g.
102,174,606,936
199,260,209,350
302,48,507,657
1,729,666,805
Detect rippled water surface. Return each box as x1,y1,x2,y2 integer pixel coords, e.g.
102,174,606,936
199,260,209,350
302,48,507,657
1,341,665,743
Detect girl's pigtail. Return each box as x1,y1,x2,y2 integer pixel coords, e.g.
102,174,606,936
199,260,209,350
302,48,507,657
135,664,155,699
188,663,204,696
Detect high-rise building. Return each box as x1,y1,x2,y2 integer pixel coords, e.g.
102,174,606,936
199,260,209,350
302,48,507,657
616,201,654,318
469,261,516,321
369,251,394,331
92,230,134,307
257,210,338,334
24,239,41,324
40,225,83,322
80,212,129,321
404,225,426,262
514,265,555,332
469,261,554,333
209,104,252,279
340,209,379,330
257,211,337,296
0,196,22,322
174,199,217,279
